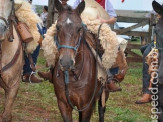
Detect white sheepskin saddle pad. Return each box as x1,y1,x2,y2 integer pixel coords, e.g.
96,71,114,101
14,0,42,53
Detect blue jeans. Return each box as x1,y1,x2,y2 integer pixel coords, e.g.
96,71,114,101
42,27,47,35
23,45,40,75
110,67,119,75
37,24,43,35
142,42,154,94
107,67,119,83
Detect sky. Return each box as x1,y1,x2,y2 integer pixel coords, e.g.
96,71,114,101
32,0,163,11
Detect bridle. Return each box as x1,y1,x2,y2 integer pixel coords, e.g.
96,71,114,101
0,0,15,42
54,23,83,52
55,35,82,52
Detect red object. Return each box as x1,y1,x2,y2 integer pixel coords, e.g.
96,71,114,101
122,0,125,3
96,0,105,9
96,0,102,2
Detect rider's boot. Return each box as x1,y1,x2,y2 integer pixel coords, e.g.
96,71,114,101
22,73,42,83
106,80,122,92
135,93,151,104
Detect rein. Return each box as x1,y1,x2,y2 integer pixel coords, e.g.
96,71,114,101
55,35,82,51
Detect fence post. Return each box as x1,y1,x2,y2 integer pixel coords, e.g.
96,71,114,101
148,13,154,43
47,0,55,28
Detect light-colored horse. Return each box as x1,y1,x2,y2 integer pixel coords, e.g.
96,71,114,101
0,0,23,121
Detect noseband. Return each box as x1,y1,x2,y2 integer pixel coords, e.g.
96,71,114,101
55,35,82,52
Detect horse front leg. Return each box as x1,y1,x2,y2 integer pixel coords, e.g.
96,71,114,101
58,100,73,122
98,91,109,122
2,81,19,122
79,101,96,122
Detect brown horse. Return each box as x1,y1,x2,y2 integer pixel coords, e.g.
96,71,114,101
52,0,111,122
0,0,23,121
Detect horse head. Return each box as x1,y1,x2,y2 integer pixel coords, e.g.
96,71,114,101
0,0,12,41
55,0,85,71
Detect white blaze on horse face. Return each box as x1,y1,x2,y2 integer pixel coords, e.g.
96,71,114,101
66,18,72,24
0,0,12,25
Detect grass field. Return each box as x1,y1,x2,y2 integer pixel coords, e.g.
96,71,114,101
0,46,153,122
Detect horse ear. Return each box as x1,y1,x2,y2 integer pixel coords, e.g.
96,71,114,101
55,0,64,13
76,1,85,15
152,1,163,15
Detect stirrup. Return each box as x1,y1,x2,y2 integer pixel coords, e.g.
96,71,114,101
29,71,37,83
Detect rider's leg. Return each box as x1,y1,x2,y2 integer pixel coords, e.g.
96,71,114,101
135,42,154,104
22,45,42,83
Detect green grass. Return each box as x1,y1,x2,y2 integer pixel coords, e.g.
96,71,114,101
0,49,152,122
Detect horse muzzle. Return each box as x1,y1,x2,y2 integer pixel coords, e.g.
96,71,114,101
59,55,75,71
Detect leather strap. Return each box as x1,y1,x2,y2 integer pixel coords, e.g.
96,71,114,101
28,53,36,72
